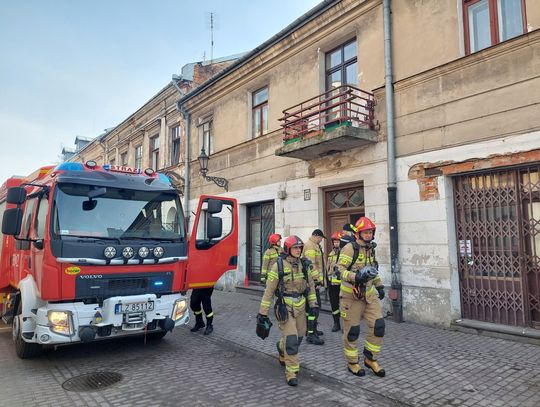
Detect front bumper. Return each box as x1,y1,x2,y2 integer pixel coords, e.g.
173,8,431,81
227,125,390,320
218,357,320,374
32,293,189,345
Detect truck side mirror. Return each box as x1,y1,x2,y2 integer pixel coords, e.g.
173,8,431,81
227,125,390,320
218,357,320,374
206,199,223,214
206,216,222,239
6,187,26,205
2,208,23,236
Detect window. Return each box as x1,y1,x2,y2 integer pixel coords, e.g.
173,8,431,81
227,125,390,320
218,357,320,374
170,125,181,165
134,145,143,169
34,195,49,239
252,87,269,138
21,198,37,239
325,39,358,124
120,152,128,166
463,0,526,54
325,39,357,90
198,119,213,154
150,136,160,169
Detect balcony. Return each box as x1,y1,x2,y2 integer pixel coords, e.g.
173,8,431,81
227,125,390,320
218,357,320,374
275,85,378,160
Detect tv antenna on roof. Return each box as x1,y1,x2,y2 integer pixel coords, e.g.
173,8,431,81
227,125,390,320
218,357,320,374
205,12,218,64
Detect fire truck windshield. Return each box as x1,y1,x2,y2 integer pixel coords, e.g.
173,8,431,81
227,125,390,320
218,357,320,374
53,183,185,241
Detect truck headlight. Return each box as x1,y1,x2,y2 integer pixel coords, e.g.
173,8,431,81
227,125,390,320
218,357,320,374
172,299,187,321
48,310,74,336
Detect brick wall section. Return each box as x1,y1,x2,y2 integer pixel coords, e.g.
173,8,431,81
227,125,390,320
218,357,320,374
193,61,235,85
409,148,540,201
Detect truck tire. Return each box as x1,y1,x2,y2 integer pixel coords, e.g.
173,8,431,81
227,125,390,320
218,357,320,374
13,303,42,359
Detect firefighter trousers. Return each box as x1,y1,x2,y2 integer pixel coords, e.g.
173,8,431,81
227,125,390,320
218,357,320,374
277,306,307,380
190,287,214,324
328,284,340,318
340,295,384,364
306,288,322,334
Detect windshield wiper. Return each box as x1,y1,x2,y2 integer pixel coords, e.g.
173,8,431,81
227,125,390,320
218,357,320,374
61,235,123,244
119,236,184,242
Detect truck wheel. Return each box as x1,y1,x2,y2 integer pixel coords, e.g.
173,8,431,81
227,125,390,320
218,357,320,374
146,330,167,340
13,303,42,359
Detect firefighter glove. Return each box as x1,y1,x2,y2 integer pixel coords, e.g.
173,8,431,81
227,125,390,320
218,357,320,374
376,285,385,300
334,266,341,280
355,266,378,285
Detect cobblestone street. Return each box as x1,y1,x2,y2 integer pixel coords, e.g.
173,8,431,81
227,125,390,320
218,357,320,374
0,303,400,407
0,290,539,407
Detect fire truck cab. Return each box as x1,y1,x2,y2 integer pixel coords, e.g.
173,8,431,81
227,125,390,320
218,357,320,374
0,162,238,358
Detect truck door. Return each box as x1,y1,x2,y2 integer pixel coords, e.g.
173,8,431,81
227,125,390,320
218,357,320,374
184,195,238,289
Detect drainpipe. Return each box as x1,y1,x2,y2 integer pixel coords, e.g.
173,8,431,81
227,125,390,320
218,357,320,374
383,0,403,322
172,78,191,225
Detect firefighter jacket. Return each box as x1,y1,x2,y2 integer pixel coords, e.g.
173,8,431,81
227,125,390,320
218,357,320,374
336,241,382,303
326,247,341,286
259,255,318,316
303,236,325,285
261,245,283,282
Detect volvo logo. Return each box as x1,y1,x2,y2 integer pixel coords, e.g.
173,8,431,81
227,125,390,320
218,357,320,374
79,275,104,279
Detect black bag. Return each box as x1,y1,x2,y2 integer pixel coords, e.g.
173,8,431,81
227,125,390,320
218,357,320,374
256,315,273,340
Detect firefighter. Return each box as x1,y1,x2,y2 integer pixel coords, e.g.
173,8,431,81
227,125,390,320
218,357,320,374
190,287,215,335
257,235,319,386
261,233,282,284
326,232,342,332
303,229,326,345
342,222,355,237
337,217,386,378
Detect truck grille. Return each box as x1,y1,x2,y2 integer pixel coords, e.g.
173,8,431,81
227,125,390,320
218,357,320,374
108,278,148,291
75,272,173,301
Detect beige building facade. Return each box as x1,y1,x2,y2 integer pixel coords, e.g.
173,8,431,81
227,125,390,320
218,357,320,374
176,0,540,333
69,0,540,333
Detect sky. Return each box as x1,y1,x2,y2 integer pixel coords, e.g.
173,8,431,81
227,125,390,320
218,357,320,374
0,0,321,179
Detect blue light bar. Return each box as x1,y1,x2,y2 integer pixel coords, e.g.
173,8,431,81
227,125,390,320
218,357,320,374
158,173,172,184
153,281,164,286
55,162,84,171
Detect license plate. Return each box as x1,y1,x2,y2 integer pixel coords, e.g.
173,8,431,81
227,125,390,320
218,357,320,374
115,301,154,314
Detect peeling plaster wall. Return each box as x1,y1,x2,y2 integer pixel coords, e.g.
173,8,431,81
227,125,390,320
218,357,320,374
396,131,540,326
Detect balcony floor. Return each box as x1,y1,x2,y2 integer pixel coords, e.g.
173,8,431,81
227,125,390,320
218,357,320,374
275,123,378,160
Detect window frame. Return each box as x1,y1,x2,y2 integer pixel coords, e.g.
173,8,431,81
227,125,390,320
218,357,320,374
134,145,143,169
120,151,128,166
325,38,358,91
251,86,269,138
198,118,213,155
463,0,527,55
170,125,181,165
150,135,160,170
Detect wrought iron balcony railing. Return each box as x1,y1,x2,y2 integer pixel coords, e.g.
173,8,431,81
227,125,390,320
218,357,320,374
279,85,375,143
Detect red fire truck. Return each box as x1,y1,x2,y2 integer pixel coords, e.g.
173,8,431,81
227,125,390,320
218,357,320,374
0,161,238,358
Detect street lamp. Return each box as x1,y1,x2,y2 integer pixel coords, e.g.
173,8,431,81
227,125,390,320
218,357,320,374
197,148,229,192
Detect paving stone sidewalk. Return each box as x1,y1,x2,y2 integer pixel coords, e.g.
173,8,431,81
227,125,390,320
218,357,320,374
207,290,540,407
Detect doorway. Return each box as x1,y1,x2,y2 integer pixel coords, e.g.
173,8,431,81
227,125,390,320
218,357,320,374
246,201,275,284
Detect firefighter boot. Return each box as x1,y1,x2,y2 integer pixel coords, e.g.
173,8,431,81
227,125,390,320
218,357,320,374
190,314,205,332
347,362,366,377
287,377,298,387
306,318,325,345
364,357,386,377
276,342,285,367
203,314,214,335
331,314,341,332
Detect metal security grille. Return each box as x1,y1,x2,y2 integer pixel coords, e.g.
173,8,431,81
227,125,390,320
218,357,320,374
520,166,540,328
454,166,540,328
247,202,275,283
